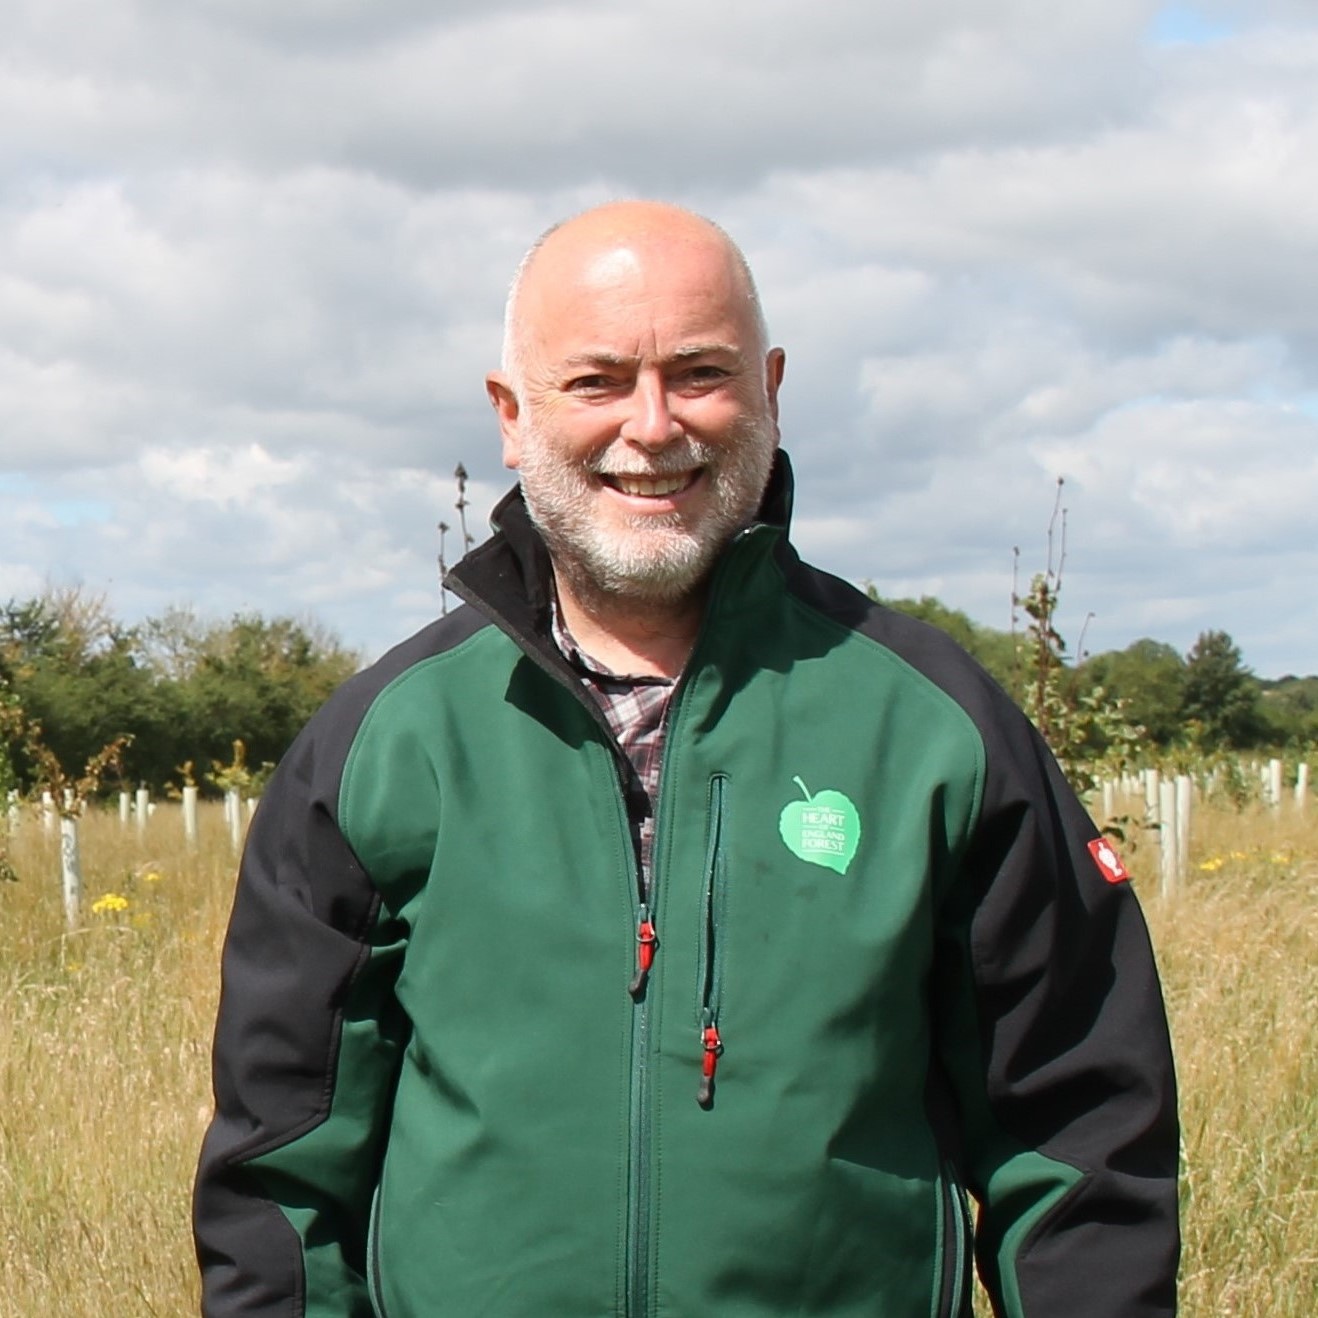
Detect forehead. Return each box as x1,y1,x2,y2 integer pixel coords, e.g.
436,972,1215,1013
520,231,757,366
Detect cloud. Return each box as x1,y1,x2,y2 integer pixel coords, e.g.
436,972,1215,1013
0,0,1315,676
760,44,1318,351
0,449,504,658
1036,398,1318,553
5,2,1163,186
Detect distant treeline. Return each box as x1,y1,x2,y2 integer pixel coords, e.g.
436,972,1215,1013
871,590,1318,752
1,585,1314,802
0,588,358,798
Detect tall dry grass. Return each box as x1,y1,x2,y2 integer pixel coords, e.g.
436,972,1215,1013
0,806,232,1316
1,798,1315,1316
1147,806,1318,1316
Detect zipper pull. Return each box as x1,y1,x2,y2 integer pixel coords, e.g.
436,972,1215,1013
628,904,657,998
697,1009,723,1108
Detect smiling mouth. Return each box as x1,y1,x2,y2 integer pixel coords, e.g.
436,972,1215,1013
602,471,701,498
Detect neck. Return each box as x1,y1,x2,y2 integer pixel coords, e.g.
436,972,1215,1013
554,576,705,679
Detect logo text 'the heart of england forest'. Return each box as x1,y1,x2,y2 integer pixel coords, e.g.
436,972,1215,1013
778,777,861,876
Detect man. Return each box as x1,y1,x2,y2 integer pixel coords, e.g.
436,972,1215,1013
195,201,1179,1316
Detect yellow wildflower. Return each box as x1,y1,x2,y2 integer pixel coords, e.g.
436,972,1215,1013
91,892,129,915
1196,857,1225,872
143,870,163,883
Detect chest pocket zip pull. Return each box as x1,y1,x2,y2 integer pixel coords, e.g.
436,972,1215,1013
697,1008,723,1108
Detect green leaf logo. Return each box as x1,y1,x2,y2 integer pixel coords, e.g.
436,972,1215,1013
778,777,861,875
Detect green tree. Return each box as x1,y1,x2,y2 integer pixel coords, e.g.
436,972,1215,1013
0,678,24,800
1180,630,1267,749
185,614,359,772
1,591,360,793
1256,675,1318,747
1083,639,1187,745
0,597,61,672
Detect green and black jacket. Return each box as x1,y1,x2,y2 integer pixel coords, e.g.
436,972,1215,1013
195,455,1179,1317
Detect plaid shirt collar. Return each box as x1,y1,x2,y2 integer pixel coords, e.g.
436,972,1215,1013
549,599,676,690
550,597,676,895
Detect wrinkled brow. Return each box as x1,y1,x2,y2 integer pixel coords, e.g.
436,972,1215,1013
561,342,744,369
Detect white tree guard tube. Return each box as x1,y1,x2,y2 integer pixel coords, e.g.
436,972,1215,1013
182,785,199,848
1158,779,1178,898
60,815,82,927
225,789,241,852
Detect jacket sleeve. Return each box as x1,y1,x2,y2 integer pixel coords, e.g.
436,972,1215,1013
932,714,1180,1317
193,705,409,1317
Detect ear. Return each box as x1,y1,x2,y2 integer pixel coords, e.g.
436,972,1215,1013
764,348,786,423
485,372,523,469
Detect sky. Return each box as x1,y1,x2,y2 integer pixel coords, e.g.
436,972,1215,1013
2,0,1315,678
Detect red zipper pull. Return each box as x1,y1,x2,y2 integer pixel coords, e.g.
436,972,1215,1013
628,904,657,997
697,1015,723,1108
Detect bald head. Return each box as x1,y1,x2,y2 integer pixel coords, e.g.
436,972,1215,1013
483,199,786,630
500,201,770,395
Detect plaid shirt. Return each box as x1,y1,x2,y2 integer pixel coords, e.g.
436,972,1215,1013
551,606,676,897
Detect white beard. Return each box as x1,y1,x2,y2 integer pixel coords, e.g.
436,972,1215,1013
516,415,777,607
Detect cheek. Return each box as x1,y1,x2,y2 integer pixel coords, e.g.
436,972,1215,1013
685,390,762,436
531,403,619,460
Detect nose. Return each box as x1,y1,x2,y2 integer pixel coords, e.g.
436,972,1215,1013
618,369,683,450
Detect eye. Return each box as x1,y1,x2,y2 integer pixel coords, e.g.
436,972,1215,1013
674,364,731,390
566,374,619,393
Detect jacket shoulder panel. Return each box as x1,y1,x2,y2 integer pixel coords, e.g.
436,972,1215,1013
194,604,494,1314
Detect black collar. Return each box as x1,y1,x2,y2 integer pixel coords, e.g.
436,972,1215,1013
445,449,795,645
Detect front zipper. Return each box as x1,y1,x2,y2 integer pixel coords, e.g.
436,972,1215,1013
622,668,723,1314
452,528,781,1318
937,1159,973,1318
627,967,653,1318
623,746,664,1318
696,773,729,1108
617,756,655,1318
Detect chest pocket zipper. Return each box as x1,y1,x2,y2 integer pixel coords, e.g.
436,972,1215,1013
938,1159,973,1317
367,1178,390,1317
696,774,729,1108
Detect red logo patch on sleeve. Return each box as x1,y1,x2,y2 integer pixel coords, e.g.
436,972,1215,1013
1088,837,1130,884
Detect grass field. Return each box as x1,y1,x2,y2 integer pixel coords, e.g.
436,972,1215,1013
1,798,1315,1316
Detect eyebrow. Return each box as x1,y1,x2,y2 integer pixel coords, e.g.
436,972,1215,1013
670,342,742,361
560,343,744,370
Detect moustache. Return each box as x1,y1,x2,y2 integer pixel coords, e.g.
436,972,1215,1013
588,441,717,479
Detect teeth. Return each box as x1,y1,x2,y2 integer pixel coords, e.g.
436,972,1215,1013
613,474,691,497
